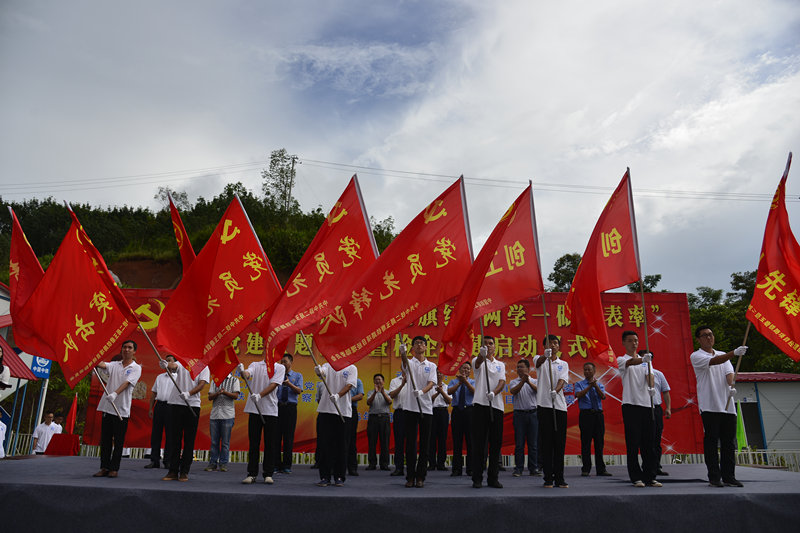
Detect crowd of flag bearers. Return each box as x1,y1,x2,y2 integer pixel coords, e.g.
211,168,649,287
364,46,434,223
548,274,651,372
8,154,798,491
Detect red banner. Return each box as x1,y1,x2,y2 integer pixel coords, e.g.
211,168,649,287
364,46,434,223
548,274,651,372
168,194,196,272
85,289,703,456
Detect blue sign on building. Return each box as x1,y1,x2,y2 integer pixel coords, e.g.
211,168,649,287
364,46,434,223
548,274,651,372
30,357,51,379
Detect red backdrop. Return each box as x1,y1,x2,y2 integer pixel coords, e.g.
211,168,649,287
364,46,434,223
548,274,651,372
84,290,703,455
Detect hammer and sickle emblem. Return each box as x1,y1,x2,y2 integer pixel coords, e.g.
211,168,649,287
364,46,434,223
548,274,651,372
327,202,348,226
220,219,240,244
423,200,447,224
135,299,166,330
172,221,184,247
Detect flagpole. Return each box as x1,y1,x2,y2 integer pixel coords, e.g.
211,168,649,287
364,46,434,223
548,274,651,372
726,322,752,411
137,324,197,418
540,295,557,432
399,343,425,415
238,365,267,426
93,368,123,420
477,322,493,423
299,331,344,423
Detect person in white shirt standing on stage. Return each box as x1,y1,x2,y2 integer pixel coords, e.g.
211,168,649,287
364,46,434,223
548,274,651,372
400,336,437,489
691,325,747,488
159,357,209,482
471,336,506,489
205,369,240,472
93,340,142,478
145,356,176,469
315,361,357,487
239,357,284,485
534,335,569,488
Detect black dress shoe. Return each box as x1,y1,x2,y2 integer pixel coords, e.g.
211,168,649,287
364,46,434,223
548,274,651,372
390,470,405,476
349,470,359,476
488,480,503,488
723,478,744,487
709,479,724,487
365,465,377,471
144,462,159,469
472,481,482,488
450,470,462,477
657,470,669,476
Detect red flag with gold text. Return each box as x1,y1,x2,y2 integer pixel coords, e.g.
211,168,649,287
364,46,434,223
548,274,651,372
747,153,800,361
14,210,139,387
157,197,282,377
314,177,473,370
169,194,196,272
258,175,379,368
564,170,640,363
441,185,545,374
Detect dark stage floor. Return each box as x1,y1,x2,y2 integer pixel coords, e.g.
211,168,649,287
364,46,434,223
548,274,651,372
2,456,799,532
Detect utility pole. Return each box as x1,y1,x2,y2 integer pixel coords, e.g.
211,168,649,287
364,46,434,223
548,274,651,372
286,155,299,213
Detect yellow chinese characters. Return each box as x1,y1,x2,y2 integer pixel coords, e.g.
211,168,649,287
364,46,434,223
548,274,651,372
219,271,243,299
408,254,426,284
338,236,361,267
350,288,374,320
380,271,400,300
434,238,456,268
315,252,334,282
242,252,268,281
601,228,623,257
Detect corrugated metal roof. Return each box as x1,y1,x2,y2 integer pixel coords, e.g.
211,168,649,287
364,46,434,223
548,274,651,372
737,372,800,383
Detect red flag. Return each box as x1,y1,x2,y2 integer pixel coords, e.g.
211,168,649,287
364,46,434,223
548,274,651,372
157,196,282,376
314,177,473,370
440,185,545,374
8,207,50,356
747,153,800,361
169,194,196,272
65,392,78,434
258,175,379,369
14,210,139,387
564,170,640,362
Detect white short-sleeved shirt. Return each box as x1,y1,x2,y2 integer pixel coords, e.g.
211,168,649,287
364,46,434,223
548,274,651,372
151,372,174,401
653,369,670,406
533,356,568,411
617,354,652,407
432,380,450,408
400,357,437,415
209,374,241,419
317,363,358,418
32,422,58,453
691,349,735,415
97,360,142,418
509,376,538,410
472,357,506,411
168,364,209,408
244,361,284,417
389,375,405,410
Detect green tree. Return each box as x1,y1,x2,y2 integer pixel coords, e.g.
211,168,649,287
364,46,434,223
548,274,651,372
262,148,299,215
371,216,396,253
547,252,581,291
627,274,663,293
154,186,191,211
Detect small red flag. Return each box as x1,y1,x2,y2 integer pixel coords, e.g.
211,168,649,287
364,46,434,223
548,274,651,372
168,194,196,272
747,153,800,361
313,177,473,370
441,185,545,374
65,392,78,434
564,170,640,362
157,196,283,377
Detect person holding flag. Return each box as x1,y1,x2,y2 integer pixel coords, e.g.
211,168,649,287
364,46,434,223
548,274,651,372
93,340,142,478
314,361,357,487
534,335,569,488
690,326,747,487
399,337,437,488
470,336,506,489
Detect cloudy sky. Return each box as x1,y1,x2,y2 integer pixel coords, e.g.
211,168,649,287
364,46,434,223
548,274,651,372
1,0,798,295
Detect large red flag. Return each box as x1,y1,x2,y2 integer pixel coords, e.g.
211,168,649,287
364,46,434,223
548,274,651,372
747,153,800,361
169,194,196,272
157,196,282,376
258,175,379,367
314,177,473,370
14,210,139,387
8,207,50,356
564,170,640,362
440,184,545,374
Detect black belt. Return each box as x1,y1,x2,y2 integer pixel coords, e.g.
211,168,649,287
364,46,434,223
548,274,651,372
370,413,390,417
516,408,537,413
278,401,296,407
581,408,603,414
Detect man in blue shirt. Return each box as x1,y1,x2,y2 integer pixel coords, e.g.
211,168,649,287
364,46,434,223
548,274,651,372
276,354,303,474
573,361,611,476
509,359,539,477
447,361,475,477
347,377,365,476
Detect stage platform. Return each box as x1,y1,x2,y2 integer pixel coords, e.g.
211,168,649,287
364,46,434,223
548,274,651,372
2,456,799,532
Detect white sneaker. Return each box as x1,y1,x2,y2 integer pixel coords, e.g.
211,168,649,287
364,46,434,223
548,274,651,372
264,476,274,484
633,480,645,487
242,476,256,484
647,480,662,487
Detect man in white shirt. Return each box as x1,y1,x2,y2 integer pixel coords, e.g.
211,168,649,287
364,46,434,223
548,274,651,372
32,411,57,454
205,370,240,472
428,369,451,471
617,331,659,488
471,336,506,489
400,336,437,488
644,350,672,476
388,369,407,477
239,357,284,485
509,359,538,477
145,357,176,469
159,357,209,482
691,325,747,487
315,361,357,487
534,335,569,488
93,340,142,478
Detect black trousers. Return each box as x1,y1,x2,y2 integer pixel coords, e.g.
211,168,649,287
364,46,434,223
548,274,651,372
404,411,432,482
654,404,664,468
367,413,390,468
167,404,200,475
450,406,472,474
392,409,405,471
579,409,607,473
149,400,169,466
276,402,298,470
701,411,737,482
318,412,347,481
539,407,567,483
100,413,129,471
247,413,277,477
346,407,359,472
470,404,503,484
428,407,449,469
621,404,657,483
